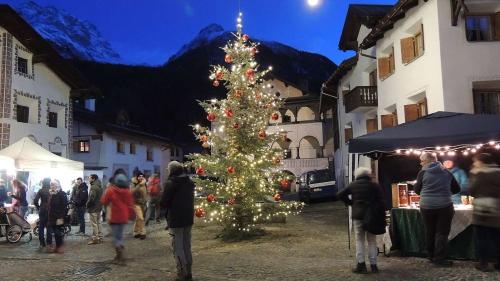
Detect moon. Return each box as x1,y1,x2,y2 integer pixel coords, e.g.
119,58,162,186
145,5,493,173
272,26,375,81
307,0,320,7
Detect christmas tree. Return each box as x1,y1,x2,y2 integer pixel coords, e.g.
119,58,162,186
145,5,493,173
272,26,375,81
188,13,303,238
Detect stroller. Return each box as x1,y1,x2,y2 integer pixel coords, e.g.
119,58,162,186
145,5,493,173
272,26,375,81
33,214,72,237
0,207,33,243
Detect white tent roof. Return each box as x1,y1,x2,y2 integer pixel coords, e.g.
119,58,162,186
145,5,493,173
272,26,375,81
0,137,83,171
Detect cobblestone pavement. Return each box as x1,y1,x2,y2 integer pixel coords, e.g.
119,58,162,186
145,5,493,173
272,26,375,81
1,201,499,281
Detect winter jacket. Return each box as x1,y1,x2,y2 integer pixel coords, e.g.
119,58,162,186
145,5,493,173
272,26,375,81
450,167,469,204
11,186,28,207
0,185,7,205
47,190,68,226
337,176,385,220
469,164,500,228
73,183,89,207
86,179,103,213
101,185,134,224
131,177,148,207
414,162,460,209
34,187,51,216
161,174,195,228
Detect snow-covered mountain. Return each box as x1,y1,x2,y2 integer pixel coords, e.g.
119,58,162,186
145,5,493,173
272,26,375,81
16,1,121,63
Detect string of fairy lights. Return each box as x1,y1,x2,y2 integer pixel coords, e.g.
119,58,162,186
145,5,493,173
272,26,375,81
394,140,500,157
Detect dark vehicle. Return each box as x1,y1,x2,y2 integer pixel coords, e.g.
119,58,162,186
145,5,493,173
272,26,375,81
298,169,337,203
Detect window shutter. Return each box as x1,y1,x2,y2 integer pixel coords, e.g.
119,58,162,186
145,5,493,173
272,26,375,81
381,114,394,128
494,12,500,41
420,24,425,51
401,37,415,64
404,104,419,122
366,118,378,133
73,141,79,152
378,58,390,79
344,128,353,143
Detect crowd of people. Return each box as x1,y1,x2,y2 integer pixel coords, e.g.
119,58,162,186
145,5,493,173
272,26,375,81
339,152,500,274
0,160,195,281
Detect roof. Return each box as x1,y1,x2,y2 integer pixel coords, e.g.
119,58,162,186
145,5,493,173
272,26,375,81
339,4,394,51
73,107,172,144
284,94,319,105
0,5,99,98
323,55,359,94
349,112,500,153
360,0,425,50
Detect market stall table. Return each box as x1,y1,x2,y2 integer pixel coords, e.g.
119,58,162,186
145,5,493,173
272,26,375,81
390,205,475,260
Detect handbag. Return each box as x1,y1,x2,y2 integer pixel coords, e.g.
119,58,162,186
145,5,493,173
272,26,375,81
56,218,64,226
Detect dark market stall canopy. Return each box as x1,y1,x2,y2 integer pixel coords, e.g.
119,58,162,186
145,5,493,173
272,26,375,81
349,112,500,154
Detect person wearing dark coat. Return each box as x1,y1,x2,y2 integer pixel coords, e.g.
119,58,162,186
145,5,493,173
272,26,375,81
10,179,28,218
34,178,51,248
0,179,8,206
47,179,68,254
74,178,88,235
161,161,195,281
87,174,103,244
338,167,385,274
414,153,460,267
468,153,500,272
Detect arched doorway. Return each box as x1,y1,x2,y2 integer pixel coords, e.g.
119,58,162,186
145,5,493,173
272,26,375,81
299,136,321,159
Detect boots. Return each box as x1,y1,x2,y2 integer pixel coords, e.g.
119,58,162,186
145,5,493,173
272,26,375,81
113,246,126,266
352,262,368,274
370,264,379,273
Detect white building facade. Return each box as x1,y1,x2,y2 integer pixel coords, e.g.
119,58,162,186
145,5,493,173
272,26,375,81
0,6,92,156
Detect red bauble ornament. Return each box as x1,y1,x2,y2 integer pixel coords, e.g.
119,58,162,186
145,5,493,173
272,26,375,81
250,47,257,56
200,135,208,142
280,179,289,188
273,157,282,165
242,34,249,42
207,194,216,203
196,167,205,176
202,142,209,149
258,130,267,140
273,194,281,202
233,123,240,129
271,112,279,121
228,198,236,205
227,166,235,174
216,70,224,80
224,108,234,118
224,54,233,63
195,208,205,218
245,68,255,79
207,112,216,122
234,90,242,98
213,80,220,87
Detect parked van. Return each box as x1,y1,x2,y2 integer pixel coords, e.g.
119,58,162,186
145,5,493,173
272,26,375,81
297,169,337,203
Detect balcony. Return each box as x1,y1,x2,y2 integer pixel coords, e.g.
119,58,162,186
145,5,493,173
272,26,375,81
344,86,378,113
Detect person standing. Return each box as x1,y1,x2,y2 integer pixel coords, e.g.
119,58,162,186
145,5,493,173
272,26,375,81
101,173,134,265
33,178,51,249
414,153,460,267
47,179,68,254
87,174,103,245
469,153,500,272
161,161,195,281
9,179,28,218
443,160,469,205
338,167,386,274
145,173,162,225
131,172,147,239
74,178,88,235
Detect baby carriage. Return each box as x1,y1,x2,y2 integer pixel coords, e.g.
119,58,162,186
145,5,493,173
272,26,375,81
33,214,72,237
0,207,33,243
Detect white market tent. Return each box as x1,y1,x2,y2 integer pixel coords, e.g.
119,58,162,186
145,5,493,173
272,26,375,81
0,137,83,171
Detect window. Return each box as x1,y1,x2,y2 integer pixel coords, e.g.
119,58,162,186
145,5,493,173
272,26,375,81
344,127,353,143
474,90,500,114
404,98,427,122
282,115,291,123
16,105,29,123
17,57,28,74
401,25,425,64
366,118,378,133
369,69,377,86
465,15,500,42
48,112,58,128
130,143,136,154
117,141,125,153
377,47,395,80
417,98,428,117
309,170,333,184
79,140,90,153
381,110,398,128
147,148,153,161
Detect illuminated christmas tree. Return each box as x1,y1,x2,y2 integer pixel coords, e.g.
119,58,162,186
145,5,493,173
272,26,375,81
189,13,302,238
